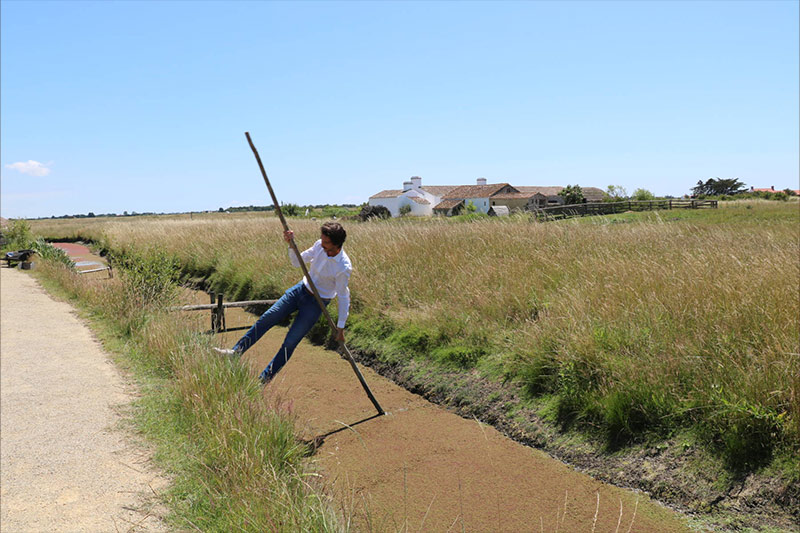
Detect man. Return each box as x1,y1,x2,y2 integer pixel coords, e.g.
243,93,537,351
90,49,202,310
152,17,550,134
214,222,352,384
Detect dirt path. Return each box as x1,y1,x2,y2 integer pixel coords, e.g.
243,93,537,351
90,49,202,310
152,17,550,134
217,308,693,532
0,266,167,532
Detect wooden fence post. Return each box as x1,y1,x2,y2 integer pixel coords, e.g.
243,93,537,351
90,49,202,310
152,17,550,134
212,294,225,333
217,293,226,332
210,292,216,332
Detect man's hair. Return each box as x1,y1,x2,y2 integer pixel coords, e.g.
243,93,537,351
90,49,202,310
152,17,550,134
321,222,346,247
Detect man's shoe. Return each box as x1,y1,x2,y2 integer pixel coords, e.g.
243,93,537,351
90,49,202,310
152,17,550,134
213,347,238,356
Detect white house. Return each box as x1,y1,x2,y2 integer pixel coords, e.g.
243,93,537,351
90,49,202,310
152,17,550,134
368,176,457,217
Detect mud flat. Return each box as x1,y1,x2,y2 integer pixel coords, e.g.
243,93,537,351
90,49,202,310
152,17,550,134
216,308,691,532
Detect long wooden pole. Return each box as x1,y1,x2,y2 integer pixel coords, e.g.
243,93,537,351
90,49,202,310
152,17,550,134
245,132,385,415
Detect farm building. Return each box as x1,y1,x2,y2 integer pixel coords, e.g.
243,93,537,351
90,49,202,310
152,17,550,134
751,186,800,195
369,178,606,217
367,176,458,217
440,180,520,214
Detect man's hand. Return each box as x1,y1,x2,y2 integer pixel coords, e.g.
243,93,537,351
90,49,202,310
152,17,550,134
283,230,294,243
335,327,345,344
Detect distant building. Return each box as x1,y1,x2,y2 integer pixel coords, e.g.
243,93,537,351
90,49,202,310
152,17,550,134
440,181,520,214
367,176,458,217
369,178,606,217
751,186,800,195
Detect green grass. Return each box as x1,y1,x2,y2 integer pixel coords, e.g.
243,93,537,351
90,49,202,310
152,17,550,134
29,201,800,477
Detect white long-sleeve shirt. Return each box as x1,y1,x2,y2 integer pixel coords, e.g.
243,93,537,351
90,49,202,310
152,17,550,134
289,239,352,328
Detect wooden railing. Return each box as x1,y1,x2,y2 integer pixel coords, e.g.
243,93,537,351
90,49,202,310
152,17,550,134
172,292,277,333
531,199,717,221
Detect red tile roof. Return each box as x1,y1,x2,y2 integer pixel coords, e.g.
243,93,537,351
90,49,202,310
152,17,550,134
492,192,531,200
370,189,404,199
433,199,465,210
516,186,564,196
753,188,800,195
420,186,459,196
442,183,512,199
410,196,430,205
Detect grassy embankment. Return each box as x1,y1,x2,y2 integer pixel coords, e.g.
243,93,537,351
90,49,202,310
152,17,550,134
3,221,345,532
29,202,799,484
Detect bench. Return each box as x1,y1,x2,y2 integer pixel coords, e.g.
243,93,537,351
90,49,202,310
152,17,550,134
4,249,36,268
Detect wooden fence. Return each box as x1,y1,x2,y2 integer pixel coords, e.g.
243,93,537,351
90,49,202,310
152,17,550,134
532,199,717,221
174,292,277,333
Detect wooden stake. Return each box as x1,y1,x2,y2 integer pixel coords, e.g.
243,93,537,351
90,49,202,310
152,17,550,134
245,132,385,415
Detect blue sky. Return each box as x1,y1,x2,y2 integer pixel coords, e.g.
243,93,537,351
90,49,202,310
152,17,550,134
1,0,797,219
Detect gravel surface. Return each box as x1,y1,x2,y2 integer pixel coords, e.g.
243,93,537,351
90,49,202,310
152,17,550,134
1,266,168,532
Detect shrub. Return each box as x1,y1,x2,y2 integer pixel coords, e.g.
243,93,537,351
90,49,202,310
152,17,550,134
5,219,33,249
558,185,585,205
31,238,74,268
631,188,655,201
111,247,180,309
704,399,784,470
605,185,628,201
281,203,301,217
358,205,391,221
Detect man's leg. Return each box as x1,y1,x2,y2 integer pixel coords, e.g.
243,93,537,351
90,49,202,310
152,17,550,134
259,291,329,383
231,283,303,354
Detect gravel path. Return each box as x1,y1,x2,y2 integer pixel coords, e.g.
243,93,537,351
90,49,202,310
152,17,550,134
1,266,168,532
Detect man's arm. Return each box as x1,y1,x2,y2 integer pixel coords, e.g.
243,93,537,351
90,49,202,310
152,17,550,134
284,231,317,267
334,269,351,343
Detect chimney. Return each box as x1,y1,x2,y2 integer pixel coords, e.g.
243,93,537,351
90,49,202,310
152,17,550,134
403,181,412,192
411,176,422,188
477,177,487,186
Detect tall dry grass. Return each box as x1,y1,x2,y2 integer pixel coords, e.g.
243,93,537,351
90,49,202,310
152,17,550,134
31,201,800,469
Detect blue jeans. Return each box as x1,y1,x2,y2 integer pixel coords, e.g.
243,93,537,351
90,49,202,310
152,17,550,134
232,282,329,383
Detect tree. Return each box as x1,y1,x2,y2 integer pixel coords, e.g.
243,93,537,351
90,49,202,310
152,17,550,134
87,212,96,218
465,201,477,213
358,205,390,221
558,184,585,205
691,178,747,196
606,185,628,201
631,188,655,201
399,204,412,217
281,203,301,216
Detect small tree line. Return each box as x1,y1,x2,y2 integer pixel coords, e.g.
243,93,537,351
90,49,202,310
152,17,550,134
557,178,797,206
556,184,664,205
